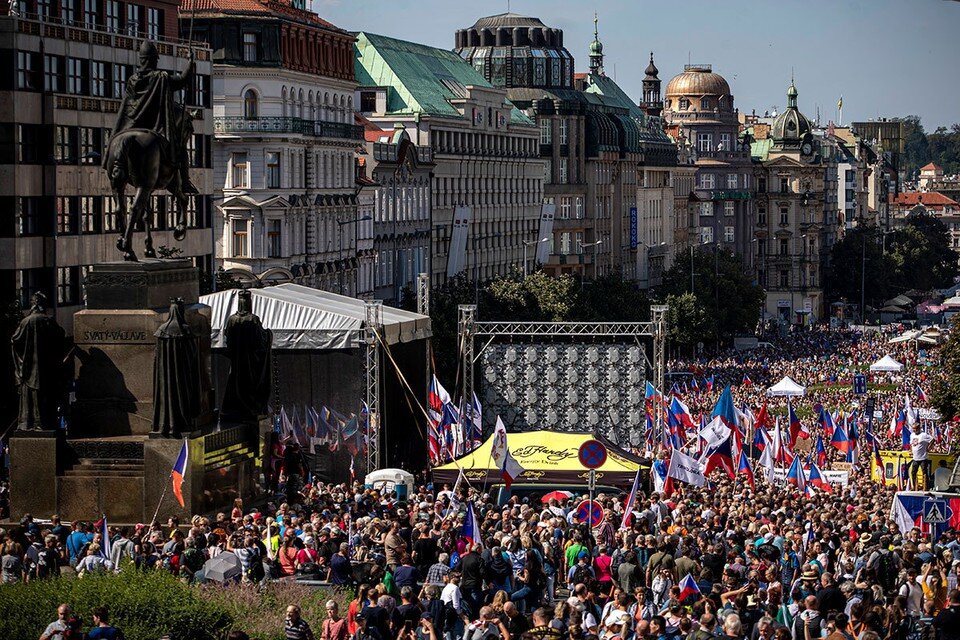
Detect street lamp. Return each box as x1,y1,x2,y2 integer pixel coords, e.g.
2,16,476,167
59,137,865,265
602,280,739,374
337,214,373,296
580,239,603,279
523,237,550,276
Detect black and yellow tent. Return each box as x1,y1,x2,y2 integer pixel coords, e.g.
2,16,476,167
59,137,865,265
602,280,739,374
432,430,648,487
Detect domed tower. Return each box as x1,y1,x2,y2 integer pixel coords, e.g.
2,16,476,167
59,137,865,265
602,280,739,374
663,64,734,125
588,12,604,75
641,52,661,117
455,12,574,89
771,80,814,157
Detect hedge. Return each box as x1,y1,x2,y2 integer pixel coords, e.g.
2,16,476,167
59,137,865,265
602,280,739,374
0,570,350,640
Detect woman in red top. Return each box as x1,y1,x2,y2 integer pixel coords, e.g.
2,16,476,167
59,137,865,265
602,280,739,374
347,583,371,635
277,532,298,577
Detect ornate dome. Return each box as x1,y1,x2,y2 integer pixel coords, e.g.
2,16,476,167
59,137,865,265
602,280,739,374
771,81,812,144
644,52,658,78
665,65,731,96
590,37,603,55
470,13,546,29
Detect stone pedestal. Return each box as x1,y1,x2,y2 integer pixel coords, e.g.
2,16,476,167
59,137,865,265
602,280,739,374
71,259,213,437
8,433,58,519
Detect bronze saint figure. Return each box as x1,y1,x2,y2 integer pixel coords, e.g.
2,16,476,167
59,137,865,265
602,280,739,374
103,41,197,261
152,299,201,437
221,289,273,423
11,293,65,431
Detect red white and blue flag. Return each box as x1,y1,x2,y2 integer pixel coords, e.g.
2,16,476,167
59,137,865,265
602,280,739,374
94,514,111,561
820,406,836,439
705,375,715,394
742,373,752,386
814,434,827,467
788,402,807,447
737,450,756,489
807,459,832,493
679,573,701,602
428,375,452,464
830,421,851,454
785,456,807,492
916,385,928,403
462,501,480,548
172,439,188,508
620,468,642,530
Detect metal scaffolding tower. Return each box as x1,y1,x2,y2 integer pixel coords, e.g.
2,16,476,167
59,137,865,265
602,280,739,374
364,300,383,472
458,305,476,433
650,305,668,443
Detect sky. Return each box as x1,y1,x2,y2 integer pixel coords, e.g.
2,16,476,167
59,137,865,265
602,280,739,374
317,0,960,130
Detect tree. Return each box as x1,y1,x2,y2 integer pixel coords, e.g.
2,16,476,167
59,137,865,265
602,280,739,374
656,247,764,348
665,292,711,353
932,315,960,422
573,273,650,322
825,227,897,309
886,215,958,292
899,115,931,178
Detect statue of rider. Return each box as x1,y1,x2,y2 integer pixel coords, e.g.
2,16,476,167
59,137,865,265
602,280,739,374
106,41,197,194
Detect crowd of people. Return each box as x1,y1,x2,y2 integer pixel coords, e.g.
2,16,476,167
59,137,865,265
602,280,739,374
2,325,960,640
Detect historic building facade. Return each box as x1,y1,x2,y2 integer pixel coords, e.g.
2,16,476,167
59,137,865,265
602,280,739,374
750,82,837,324
186,0,365,294
663,64,755,270
355,30,544,290
0,0,214,332
456,13,678,283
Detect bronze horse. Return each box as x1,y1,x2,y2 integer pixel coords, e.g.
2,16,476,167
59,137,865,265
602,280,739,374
103,115,194,261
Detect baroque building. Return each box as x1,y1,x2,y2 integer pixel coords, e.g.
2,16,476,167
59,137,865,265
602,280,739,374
0,0,214,332
355,30,545,290
185,0,367,294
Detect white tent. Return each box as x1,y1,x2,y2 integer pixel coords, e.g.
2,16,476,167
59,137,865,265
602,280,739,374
201,283,432,350
869,354,904,372
767,376,806,397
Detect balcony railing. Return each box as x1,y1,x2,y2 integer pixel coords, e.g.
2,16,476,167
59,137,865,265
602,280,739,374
214,116,363,140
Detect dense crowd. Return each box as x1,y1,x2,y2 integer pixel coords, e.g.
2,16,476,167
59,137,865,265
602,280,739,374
2,326,959,640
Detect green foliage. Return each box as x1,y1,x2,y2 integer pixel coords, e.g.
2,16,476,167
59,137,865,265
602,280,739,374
0,570,348,640
927,124,960,176
825,227,897,308
656,247,764,348
899,116,960,177
932,315,960,423
664,292,711,353
885,215,958,291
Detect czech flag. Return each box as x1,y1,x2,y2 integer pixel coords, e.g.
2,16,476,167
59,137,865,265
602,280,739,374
172,439,188,508
916,385,928,404
866,431,883,469
788,403,807,447
691,378,700,393
703,436,735,479
830,422,851,454
462,501,480,548
620,468,642,530
807,459,832,493
819,407,835,439
785,456,807,492
737,450,756,489
670,396,696,430
902,421,912,450
712,386,738,429
753,423,770,452
814,434,827,467
742,374,753,386
705,375,714,394
755,403,770,430
94,515,112,561
678,574,702,603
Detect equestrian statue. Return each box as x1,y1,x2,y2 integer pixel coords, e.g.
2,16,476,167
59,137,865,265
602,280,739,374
102,41,197,261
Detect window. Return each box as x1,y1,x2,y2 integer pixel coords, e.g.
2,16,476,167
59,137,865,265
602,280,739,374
146,7,160,39
558,118,568,145
61,0,76,24
112,64,128,100
103,195,119,232
83,0,97,27
575,196,583,219
17,125,43,163
17,197,41,236
758,177,767,193
780,206,789,225
90,61,106,97
126,3,141,36
724,201,734,216
243,33,259,63
780,270,789,288
758,206,767,225
558,196,571,219
232,219,249,257
558,158,567,184
757,241,765,257
779,177,790,193
57,267,77,306
80,196,100,233
679,98,690,110
44,55,62,93
55,125,77,163
720,133,731,151
700,226,713,243
360,91,377,113
17,52,38,90
698,173,715,189
697,133,713,152
231,153,248,188
105,0,120,31
194,73,209,108
267,219,281,257
67,57,84,95
243,89,258,119
724,226,734,243
265,152,280,188
79,127,98,163
699,201,713,217
37,0,51,19
539,119,551,144
727,174,738,189
779,238,788,256
700,97,710,110
57,196,78,234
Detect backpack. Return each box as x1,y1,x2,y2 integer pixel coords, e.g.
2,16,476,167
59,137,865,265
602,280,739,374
877,551,899,593
244,549,265,583
572,564,594,588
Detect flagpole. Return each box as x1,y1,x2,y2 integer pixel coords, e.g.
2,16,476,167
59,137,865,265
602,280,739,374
149,472,173,527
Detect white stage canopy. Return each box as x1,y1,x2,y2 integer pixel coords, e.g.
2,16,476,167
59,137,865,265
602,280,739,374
766,375,806,397
869,354,904,372
201,284,432,350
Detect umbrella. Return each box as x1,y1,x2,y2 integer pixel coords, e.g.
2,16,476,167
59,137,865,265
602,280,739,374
541,490,573,503
202,551,242,583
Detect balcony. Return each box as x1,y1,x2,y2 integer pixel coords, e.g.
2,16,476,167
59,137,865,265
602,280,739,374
214,116,363,141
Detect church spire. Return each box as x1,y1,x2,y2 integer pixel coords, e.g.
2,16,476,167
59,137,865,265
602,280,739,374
589,11,604,75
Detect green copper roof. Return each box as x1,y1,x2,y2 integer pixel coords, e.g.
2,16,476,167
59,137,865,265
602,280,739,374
354,31,532,125
581,72,646,122
751,138,773,161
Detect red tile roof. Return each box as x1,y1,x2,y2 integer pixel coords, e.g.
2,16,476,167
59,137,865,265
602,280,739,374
920,162,943,172
181,0,341,30
890,191,959,208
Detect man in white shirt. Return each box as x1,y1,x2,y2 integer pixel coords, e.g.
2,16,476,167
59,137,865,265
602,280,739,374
934,459,953,492
910,424,935,490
